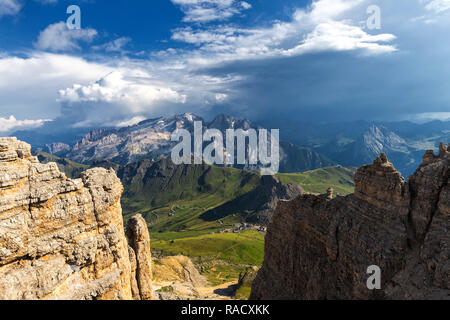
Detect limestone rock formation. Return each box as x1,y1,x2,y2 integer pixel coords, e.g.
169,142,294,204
251,145,449,300
154,255,207,288
126,214,153,300
0,138,153,300
43,142,71,156
152,255,209,300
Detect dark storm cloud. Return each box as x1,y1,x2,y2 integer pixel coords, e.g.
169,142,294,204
199,48,450,123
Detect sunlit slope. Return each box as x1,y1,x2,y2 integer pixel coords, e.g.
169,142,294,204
277,166,355,196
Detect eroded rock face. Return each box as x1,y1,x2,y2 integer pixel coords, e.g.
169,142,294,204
251,146,449,300
0,138,152,300
155,255,207,288
126,214,153,300
153,255,209,300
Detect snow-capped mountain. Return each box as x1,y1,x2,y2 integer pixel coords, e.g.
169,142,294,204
63,113,334,173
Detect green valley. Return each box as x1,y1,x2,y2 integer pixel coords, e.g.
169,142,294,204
35,152,356,299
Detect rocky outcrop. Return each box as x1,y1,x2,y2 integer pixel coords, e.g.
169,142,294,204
251,145,449,300
43,143,71,156
0,138,153,300
153,255,209,300
154,255,207,288
126,215,153,300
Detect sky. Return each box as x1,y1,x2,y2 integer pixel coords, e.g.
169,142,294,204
0,0,450,133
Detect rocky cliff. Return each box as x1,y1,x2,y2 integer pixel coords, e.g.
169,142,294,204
251,143,449,300
0,138,152,300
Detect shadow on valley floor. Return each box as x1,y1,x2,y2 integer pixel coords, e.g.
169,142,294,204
214,283,239,297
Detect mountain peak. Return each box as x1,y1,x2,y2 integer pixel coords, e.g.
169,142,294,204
209,114,252,131
362,124,407,156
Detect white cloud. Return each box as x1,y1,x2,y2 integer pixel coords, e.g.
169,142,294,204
0,0,22,17
424,0,450,13
0,0,399,129
59,71,186,106
240,2,251,10
402,112,450,123
35,22,98,52
58,71,188,127
0,0,61,18
114,116,147,127
0,116,50,133
0,50,231,128
0,53,113,119
284,21,396,56
304,0,365,22
171,0,251,22
215,93,228,102
413,0,450,23
93,37,132,53
170,0,396,67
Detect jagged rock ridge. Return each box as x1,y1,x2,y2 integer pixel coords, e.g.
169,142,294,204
0,138,152,300
251,143,449,300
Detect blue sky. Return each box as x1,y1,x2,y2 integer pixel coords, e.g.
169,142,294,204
0,0,450,133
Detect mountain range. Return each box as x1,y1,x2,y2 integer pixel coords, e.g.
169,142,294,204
262,119,450,176
32,113,334,173
13,113,450,177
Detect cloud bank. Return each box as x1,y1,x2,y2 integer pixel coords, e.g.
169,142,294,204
0,116,50,133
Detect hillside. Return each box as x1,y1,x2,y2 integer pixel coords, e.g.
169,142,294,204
277,166,356,196
118,157,262,233
35,151,90,178
152,230,265,289
33,154,356,232
118,159,356,229
199,175,304,225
